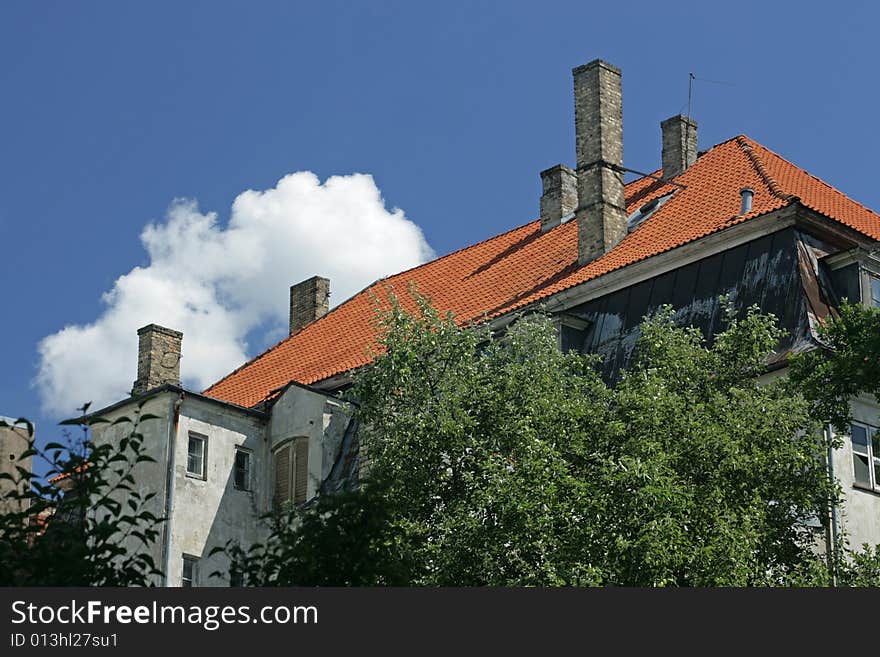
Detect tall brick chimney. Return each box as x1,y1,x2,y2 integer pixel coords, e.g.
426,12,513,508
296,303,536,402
289,276,330,335
661,114,698,179
573,59,627,265
132,324,182,395
539,164,577,232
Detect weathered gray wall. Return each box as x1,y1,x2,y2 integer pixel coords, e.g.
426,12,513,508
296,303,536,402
89,393,174,586
267,384,340,503
168,397,266,587
0,417,32,514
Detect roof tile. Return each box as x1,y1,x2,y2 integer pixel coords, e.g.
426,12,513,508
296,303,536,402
204,136,880,407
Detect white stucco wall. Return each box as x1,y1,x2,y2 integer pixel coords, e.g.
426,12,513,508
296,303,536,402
749,367,880,553
89,391,175,587
90,384,354,587
165,396,266,587
832,394,880,551
267,384,333,502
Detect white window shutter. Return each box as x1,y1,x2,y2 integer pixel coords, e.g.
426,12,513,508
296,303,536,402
274,444,291,505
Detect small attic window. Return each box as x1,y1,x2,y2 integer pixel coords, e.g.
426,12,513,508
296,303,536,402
639,198,659,214
627,192,674,233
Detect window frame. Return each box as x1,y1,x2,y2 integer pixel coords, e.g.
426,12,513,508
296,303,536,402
186,432,208,480
850,421,880,492
181,554,198,588
870,275,880,308
822,249,880,309
233,447,251,491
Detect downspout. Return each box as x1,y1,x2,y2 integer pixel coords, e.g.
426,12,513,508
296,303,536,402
161,392,184,586
825,423,840,586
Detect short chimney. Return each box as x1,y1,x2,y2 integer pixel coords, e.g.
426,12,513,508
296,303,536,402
132,324,182,396
661,114,698,179
573,60,627,265
290,276,330,335
540,164,577,231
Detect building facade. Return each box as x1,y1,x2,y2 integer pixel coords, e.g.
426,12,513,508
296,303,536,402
76,59,880,585
0,416,33,515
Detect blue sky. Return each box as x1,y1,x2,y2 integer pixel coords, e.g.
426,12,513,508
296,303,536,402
2,1,879,465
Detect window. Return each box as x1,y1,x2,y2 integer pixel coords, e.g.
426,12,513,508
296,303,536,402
851,422,880,490
187,433,207,479
234,448,251,491
626,192,674,233
871,276,880,308
182,555,198,587
274,437,309,507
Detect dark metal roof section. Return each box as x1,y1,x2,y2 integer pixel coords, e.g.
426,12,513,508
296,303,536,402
561,227,841,380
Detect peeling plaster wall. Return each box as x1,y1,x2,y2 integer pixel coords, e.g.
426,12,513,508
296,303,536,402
87,384,355,587
89,392,175,587
266,384,344,502
0,418,32,514
167,397,265,587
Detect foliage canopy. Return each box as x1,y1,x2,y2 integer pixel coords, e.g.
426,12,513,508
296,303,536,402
225,292,847,586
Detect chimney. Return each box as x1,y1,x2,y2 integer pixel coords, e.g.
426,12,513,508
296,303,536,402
573,60,627,265
540,164,577,231
132,324,182,396
289,276,330,335
661,114,698,179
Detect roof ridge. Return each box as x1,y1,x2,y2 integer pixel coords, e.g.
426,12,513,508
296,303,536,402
735,135,795,202
747,138,880,224
203,217,549,397
205,132,880,406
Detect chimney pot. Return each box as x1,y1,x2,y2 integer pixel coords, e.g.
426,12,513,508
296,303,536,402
132,324,182,396
572,59,627,265
290,276,330,335
661,114,698,179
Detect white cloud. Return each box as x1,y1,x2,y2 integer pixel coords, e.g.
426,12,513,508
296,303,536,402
35,172,434,417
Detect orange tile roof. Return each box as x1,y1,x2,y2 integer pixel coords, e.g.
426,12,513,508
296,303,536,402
204,135,880,408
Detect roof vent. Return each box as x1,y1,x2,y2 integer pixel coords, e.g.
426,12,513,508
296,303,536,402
740,187,754,216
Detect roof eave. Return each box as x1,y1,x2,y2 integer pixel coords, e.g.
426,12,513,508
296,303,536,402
63,383,270,426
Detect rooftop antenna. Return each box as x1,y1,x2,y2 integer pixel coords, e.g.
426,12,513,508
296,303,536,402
686,73,736,120
684,72,734,163
687,72,695,122
686,72,695,164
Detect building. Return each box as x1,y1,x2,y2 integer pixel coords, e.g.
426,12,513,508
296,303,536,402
81,59,880,585
0,416,33,515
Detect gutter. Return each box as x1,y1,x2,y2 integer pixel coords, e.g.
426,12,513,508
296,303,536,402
161,391,184,586
825,423,840,586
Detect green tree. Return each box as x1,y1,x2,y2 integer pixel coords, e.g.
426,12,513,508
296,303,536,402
0,405,165,586
222,292,845,586
790,300,880,432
